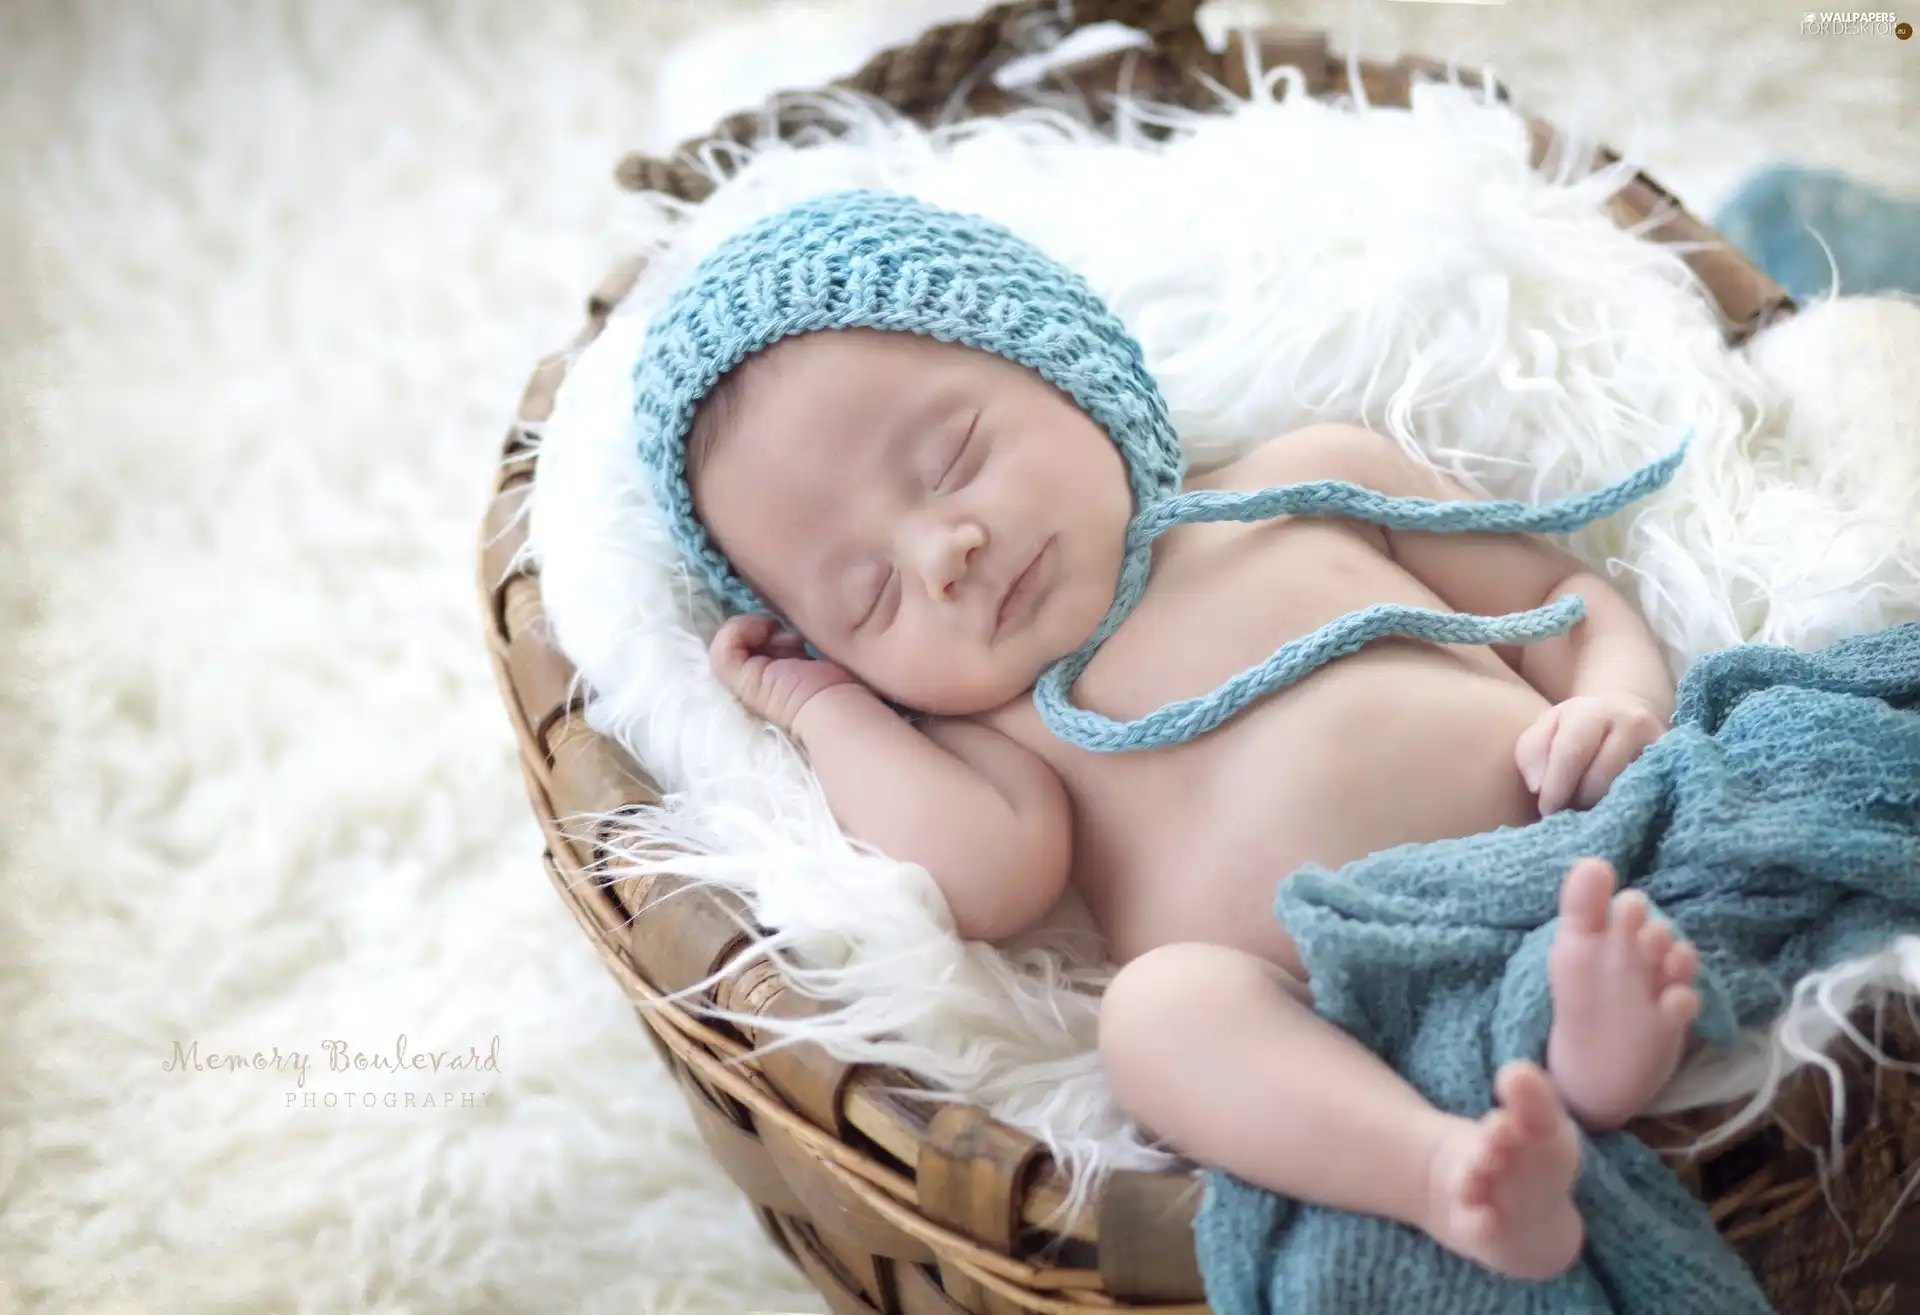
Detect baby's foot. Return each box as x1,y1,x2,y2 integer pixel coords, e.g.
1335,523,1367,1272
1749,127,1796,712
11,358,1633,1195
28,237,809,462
1426,1062,1584,1281
1546,857,1701,1131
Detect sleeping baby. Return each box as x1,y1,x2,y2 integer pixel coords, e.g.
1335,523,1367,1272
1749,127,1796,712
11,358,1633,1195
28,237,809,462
631,189,1703,1282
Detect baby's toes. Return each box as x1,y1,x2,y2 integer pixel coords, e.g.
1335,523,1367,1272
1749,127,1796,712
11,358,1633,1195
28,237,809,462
1609,890,1650,943
1558,859,1615,934
1496,1064,1559,1135
1636,920,1675,976
1482,1113,1521,1165
1660,983,1700,1031
1460,1131,1505,1205
1663,940,1699,988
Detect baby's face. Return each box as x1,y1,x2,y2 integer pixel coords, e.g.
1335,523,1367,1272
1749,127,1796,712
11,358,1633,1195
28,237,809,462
691,328,1132,716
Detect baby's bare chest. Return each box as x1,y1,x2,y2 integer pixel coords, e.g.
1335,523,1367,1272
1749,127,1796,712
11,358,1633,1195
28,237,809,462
1074,516,1411,720
987,516,1549,964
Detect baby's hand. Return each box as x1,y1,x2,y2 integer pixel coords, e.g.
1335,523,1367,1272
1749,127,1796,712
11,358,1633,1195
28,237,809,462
1514,693,1667,815
709,613,861,733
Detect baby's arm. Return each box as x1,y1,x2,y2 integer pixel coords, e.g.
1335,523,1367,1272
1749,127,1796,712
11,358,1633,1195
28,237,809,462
1256,425,1677,808
710,615,1071,942
793,688,1072,941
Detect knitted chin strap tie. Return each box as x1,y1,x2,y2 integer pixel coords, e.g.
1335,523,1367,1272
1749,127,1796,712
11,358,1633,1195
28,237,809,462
632,188,1690,754
1034,446,1685,750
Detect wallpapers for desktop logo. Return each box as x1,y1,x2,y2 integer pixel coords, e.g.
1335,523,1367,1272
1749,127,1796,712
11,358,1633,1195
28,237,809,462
1801,10,1909,34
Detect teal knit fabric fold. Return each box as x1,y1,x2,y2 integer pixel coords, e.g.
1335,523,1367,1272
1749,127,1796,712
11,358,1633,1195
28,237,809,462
1194,620,1920,1315
631,188,1689,753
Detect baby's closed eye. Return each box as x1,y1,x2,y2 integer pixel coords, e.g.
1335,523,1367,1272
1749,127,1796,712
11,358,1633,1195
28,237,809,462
933,412,981,492
852,563,897,631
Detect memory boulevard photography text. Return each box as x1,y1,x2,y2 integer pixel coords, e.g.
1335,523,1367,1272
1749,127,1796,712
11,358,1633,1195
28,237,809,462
1801,10,1911,35
163,1034,502,1109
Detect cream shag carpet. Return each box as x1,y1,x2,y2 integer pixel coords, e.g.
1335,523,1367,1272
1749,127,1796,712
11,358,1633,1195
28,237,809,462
0,2,1913,1313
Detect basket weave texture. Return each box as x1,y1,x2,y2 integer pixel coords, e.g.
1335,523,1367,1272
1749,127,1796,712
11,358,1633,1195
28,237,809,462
478,3,1920,1311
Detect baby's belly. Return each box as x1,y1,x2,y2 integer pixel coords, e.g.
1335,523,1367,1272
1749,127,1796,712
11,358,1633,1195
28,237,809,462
1030,643,1550,971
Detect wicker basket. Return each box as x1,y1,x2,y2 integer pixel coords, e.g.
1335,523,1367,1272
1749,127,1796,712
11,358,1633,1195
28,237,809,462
478,3,1920,1311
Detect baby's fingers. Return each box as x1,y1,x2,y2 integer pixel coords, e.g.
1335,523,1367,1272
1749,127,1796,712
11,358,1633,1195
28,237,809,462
762,629,810,659
710,613,778,674
1515,707,1560,796
1538,710,1609,815
1571,725,1640,811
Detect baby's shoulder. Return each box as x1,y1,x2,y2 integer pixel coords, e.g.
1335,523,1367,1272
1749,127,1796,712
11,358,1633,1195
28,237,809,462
1192,422,1403,495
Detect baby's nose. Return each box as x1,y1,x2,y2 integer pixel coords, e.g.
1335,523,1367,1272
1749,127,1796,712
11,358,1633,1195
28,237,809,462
916,519,987,601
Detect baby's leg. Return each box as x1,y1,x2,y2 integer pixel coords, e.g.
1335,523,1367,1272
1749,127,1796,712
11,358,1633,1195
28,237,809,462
1101,943,1583,1281
1547,857,1701,1130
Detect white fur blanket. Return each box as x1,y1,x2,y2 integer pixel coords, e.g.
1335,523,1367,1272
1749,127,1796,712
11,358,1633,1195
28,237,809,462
527,61,1920,1186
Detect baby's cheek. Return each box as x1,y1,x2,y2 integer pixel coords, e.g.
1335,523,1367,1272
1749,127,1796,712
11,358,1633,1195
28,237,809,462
892,647,1001,716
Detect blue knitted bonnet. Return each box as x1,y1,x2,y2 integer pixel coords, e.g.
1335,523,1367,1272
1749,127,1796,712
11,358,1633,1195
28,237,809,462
632,188,1686,753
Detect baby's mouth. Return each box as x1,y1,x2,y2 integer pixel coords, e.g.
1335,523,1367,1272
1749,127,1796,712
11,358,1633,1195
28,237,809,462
993,538,1052,641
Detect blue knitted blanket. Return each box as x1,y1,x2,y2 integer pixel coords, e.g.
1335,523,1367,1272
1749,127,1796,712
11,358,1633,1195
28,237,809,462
1193,621,1920,1315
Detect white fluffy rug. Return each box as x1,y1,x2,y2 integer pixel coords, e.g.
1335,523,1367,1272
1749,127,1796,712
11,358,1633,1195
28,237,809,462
3,2,1917,1313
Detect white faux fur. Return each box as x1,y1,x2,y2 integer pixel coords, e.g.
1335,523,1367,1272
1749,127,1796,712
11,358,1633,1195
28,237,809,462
530,52,1920,1198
